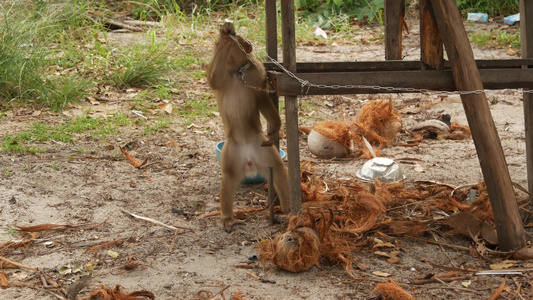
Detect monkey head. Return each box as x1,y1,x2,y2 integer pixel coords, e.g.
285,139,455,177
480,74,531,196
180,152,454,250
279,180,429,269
219,22,253,69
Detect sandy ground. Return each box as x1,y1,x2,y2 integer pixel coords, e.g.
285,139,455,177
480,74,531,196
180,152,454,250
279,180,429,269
1,16,532,300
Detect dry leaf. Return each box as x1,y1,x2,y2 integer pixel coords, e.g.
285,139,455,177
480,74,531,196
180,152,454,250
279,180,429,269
374,251,391,258
119,146,148,168
107,250,120,258
372,271,391,277
373,242,396,249
0,271,8,288
414,164,425,173
164,104,172,114
462,280,471,287
490,262,514,270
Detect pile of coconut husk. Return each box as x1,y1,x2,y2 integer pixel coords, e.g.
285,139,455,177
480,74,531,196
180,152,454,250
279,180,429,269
301,97,402,159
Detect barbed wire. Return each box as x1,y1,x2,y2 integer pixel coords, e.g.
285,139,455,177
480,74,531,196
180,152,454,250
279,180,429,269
229,34,533,96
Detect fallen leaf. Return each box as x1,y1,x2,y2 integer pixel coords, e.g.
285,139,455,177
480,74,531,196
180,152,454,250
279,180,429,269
85,261,95,271
356,262,368,271
490,262,514,270
374,251,390,258
32,110,41,117
372,271,391,277
387,257,401,264
164,104,172,114
373,242,396,249
107,250,120,258
462,280,471,287
119,146,148,168
59,265,73,275
0,271,8,288
414,164,425,173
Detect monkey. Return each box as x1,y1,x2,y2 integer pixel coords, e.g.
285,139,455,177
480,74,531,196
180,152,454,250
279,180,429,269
206,22,290,231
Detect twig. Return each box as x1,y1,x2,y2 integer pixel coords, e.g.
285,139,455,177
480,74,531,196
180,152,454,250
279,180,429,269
168,229,179,253
208,285,230,300
120,208,194,232
410,237,470,252
410,276,469,285
0,256,39,271
89,239,122,251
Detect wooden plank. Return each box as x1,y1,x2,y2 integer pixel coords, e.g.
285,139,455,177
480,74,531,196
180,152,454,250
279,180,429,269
521,0,533,193
265,0,277,61
272,68,533,96
420,0,443,69
385,0,405,60
264,59,533,73
265,0,279,150
431,0,525,251
280,0,302,215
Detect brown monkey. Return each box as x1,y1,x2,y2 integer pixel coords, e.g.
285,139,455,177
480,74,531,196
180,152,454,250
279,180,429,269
206,22,290,231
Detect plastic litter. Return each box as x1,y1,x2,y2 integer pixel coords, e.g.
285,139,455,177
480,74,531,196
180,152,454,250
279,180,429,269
467,13,488,22
314,26,327,39
504,13,520,25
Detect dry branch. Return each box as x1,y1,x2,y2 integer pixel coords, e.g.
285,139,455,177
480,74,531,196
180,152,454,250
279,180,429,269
0,256,38,271
120,208,194,232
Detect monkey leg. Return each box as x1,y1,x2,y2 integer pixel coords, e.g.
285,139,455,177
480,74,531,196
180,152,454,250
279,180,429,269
219,141,246,231
259,146,291,214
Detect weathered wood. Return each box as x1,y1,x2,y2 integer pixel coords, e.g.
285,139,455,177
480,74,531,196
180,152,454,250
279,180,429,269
431,0,526,250
281,0,302,215
385,0,405,60
521,0,533,193
264,59,533,73
265,0,280,150
272,68,533,96
420,0,443,69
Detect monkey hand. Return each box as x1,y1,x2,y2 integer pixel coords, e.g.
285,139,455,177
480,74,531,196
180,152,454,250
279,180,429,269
220,22,236,37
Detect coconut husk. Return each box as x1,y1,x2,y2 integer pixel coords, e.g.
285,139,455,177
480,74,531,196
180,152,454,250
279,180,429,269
373,279,416,300
304,96,401,159
258,226,320,273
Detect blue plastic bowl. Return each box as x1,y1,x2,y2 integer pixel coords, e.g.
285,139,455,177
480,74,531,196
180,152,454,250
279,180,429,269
216,141,286,184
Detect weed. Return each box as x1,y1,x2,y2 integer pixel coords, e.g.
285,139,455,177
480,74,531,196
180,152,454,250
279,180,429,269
469,30,520,49
108,32,171,89
143,118,172,134
51,161,60,170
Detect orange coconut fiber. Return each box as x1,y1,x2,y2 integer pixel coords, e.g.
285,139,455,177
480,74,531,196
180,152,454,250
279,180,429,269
309,97,401,158
257,225,320,273
354,97,402,145
373,279,416,300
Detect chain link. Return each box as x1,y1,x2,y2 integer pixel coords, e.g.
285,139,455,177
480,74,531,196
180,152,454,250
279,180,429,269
229,34,533,96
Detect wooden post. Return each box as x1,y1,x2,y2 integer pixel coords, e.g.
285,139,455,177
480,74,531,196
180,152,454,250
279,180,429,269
384,0,405,60
521,0,533,194
281,0,302,214
265,0,279,149
430,0,526,250
420,0,443,69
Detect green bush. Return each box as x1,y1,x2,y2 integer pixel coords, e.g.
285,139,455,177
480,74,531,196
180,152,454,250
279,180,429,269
298,0,384,30
456,0,519,16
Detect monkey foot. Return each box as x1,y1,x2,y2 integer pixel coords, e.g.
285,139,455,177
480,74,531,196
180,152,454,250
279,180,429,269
218,217,245,232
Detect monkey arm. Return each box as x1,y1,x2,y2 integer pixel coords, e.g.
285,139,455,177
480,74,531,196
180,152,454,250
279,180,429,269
257,90,281,138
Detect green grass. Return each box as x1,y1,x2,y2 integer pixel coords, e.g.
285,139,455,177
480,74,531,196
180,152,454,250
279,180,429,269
457,0,519,16
469,30,521,49
1,113,135,153
176,96,217,125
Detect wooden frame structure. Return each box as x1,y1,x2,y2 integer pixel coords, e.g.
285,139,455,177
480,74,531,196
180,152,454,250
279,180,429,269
264,0,532,251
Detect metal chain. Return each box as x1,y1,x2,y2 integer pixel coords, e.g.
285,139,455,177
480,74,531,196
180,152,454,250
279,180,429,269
229,34,533,96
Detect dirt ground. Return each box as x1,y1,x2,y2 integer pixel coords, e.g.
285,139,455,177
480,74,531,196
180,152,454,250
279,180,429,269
1,15,532,300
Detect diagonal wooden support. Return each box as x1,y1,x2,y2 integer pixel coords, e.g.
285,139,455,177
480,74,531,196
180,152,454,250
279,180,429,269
430,0,526,250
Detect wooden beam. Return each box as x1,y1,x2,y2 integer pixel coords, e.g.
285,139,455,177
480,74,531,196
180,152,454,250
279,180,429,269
431,0,526,251
265,0,279,150
272,68,533,96
281,0,302,215
385,0,405,60
521,0,533,194
264,59,533,73
420,0,443,69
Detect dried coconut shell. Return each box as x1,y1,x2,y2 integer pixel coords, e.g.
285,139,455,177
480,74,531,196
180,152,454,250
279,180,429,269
259,226,320,273
307,130,349,158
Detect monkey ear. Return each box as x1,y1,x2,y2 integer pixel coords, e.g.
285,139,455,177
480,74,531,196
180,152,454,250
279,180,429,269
244,41,253,54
